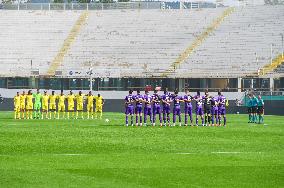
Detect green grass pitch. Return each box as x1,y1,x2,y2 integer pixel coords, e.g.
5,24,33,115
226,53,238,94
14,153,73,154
0,112,283,188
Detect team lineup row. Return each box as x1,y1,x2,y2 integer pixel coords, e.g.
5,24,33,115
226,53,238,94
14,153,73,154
13,90,104,120
124,89,229,127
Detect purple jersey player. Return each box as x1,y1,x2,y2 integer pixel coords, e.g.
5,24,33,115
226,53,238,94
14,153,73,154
143,90,153,126
162,89,172,126
172,91,183,126
194,91,204,126
211,96,219,126
183,89,193,126
152,90,162,126
134,90,144,126
124,90,135,126
218,91,227,126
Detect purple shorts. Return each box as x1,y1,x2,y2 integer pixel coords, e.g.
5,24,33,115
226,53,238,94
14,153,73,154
153,105,162,114
173,106,181,115
218,107,226,115
211,107,218,116
135,105,143,114
125,106,134,115
184,106,192,114
163,106,171,114
196,107,203,116
144,106,152,116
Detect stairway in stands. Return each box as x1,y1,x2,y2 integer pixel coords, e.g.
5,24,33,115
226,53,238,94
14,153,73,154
46,11,89,76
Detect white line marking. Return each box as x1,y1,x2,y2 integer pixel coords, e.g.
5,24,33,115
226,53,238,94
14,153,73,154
53,154,91,156
176,152,196,155
211,151,243,154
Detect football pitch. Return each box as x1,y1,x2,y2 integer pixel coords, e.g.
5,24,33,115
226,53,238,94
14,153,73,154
0,112,283,188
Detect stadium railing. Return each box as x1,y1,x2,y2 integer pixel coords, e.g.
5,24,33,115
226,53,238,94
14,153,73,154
0,2,219,11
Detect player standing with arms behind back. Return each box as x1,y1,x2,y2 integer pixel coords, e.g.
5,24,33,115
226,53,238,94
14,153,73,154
14,92,21,119
20,91,26,119
33,89,42,119
41,91,49,119
57,91,66,119
211,95,219,126
257,95,264,124
67,91,75,119
49,91,57,119
76,91,85,119
125,90,134,126
26,90,33,119
87,91,94,119
94,94,104,119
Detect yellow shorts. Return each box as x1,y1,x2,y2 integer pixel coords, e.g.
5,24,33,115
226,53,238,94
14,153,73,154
42,103,48,110
95,105,102,112
87,104,93,112
26,103,33,110
68,105,74,111
20,104,25,110
58,104,65,111
49,103,56,110
14,106,20,112
77,104,83,111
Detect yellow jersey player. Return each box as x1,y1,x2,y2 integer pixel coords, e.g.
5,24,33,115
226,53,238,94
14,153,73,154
67,91,75,119
87,91,94,119
94,94,104,119
49,91,57,119
26,90,33,119
42,91,49,119
14,92,21,119
20,91,26,119
75,91,85,119
57,91,66,119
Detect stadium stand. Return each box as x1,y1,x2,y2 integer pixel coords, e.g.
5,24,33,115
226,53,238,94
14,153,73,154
0,10,81,77
0,5,283,78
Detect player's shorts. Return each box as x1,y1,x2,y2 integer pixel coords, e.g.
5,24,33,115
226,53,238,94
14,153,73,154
211,107,218,116
87,104,93,112
68,105,74,111
58,104,65,111
252,106,257,113
247,107,252,113
26,103,33,110
162,106,171,114
203,105,211,114
218,107,226,115
135,105,143,114
14,105,20,112
257,106,264,114
34,103,41,110
125,106,134,115
49,103,56,111
173,106,181,115
153,105,162,115
184,106,192,115
20,103,25,110
144,106,152,116
95,105,102,112
196,107,203,116
42,103,48,111
77,103,83,111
